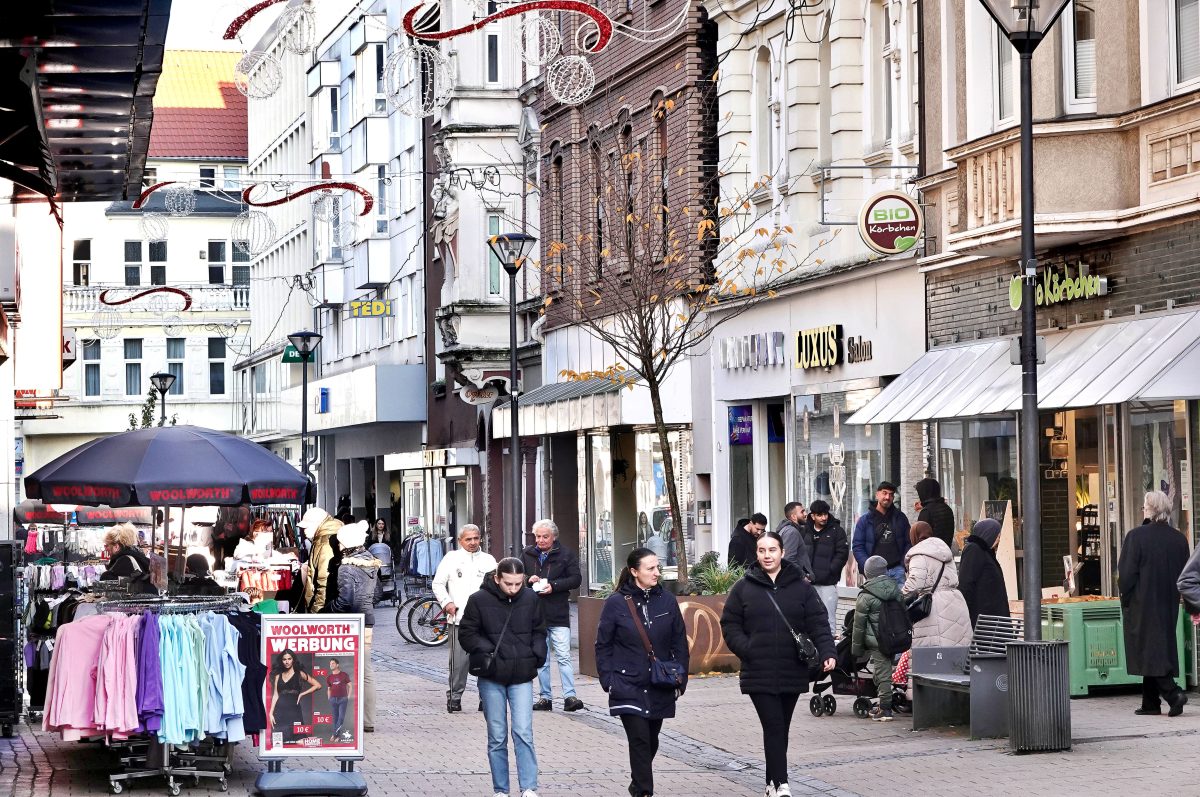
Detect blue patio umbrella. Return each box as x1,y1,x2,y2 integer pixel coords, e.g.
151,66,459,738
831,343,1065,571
25,425,311,507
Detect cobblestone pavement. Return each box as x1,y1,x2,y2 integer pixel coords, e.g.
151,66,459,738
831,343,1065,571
3,604,1199,796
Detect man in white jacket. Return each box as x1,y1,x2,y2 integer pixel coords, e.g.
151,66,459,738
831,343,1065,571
432,524,497,713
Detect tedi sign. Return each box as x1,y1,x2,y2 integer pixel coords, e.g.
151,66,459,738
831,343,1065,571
1009,263,1108,310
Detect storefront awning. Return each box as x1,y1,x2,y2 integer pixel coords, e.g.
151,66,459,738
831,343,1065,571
493,376,633,438
849,309,1200,424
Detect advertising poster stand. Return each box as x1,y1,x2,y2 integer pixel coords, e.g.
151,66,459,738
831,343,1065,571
255,614,369,797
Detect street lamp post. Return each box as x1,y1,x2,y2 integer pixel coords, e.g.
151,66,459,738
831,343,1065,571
487,232,538,557
978,0,1071,640
287,330,323,513
149,372,176,427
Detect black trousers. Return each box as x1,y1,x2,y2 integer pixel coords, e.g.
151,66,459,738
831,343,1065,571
1142,675,1180,709
750,692,800,787
620,714,664,796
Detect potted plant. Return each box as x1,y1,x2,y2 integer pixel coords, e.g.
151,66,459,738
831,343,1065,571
578,553,743,677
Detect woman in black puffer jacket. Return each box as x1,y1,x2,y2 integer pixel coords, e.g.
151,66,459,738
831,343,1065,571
722,531,836,797
458,557,547,797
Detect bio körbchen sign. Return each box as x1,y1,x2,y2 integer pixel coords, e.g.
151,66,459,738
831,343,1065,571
858,190,923,255
1009,263,1108,310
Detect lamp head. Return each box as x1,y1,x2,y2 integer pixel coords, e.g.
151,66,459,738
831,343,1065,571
287,330,323,359
149,372,176,395
978,0,1071,50
487,232,538,276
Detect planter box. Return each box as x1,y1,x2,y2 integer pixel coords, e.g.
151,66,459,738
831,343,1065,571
577,594,740,678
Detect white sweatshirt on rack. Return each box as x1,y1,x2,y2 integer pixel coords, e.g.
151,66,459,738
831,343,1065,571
432,548,498,625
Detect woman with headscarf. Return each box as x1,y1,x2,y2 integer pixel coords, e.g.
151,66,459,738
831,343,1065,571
957,518,1009,629
902,521,972,648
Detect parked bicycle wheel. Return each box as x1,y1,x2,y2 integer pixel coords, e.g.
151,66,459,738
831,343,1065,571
408,597,450,647
394,594,426,644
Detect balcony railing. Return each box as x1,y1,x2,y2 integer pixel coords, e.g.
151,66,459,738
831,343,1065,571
65,283,250,314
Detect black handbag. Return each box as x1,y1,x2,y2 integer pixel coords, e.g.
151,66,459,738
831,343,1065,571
905,559,947,623
468,608,513,678
764,590,818,662
625,596,686,689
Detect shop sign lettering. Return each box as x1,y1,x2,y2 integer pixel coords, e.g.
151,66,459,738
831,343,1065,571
858,191,923,255
795,325,843,370
720,332,786,369
459,385,499,405
349,300,393,318
847,335,873,363
1009,263,1108,310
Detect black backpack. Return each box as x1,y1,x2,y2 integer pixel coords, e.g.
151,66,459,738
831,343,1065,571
874,596,914,656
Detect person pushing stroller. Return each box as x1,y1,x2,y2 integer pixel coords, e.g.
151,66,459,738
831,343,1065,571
851,556,905,722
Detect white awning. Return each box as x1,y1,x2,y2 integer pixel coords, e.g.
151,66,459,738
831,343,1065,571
849,310,1200,424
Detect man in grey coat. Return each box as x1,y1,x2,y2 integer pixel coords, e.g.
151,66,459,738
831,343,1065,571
776,502,813,580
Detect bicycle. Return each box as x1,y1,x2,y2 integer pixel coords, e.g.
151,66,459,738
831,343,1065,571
394,593,429,644
407,596,450,647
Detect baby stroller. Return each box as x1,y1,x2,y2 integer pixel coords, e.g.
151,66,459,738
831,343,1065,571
808,610,910,718
369,541,398,606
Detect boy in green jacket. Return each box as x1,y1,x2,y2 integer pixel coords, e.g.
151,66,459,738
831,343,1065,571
852,555,900,722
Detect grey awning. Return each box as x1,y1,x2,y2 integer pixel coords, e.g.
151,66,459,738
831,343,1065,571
849,310,1200,424
493,372,654,437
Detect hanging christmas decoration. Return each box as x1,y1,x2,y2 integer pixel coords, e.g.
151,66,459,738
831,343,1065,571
385,42,453,118
312,190,336,222
162,315,186,337
242,182,375,216
546,55,595,105
163,184,196,217
520,15,561,66
332,217,358,248
140,212,170,243
99,286,194,312
279,3,317,55
223,0,289,40
234,50,284,99
403,1,613,53
232,210,278,257
91,309,120,341
133,181,175,209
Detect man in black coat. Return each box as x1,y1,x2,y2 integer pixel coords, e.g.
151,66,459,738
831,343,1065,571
522,518,584,711
915,478,956,549
801,500,850,637
1119,491,1191,716
728,513,767,570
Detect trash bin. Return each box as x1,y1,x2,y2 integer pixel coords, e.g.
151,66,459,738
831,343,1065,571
1006,640,1071,753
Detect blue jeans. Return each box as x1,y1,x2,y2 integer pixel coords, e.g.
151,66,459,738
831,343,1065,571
479,678,539,794
537,625,576,699
329,696,348,734
888,565,906,589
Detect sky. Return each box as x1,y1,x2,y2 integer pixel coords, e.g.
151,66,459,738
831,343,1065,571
165,0,266,51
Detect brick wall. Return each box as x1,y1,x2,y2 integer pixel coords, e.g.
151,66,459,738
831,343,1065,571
926,219,1200,347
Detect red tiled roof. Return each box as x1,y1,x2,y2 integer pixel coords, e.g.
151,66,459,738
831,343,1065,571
148,50,247,160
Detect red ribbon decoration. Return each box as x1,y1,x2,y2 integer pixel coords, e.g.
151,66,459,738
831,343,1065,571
99,287,194,312
403,0,613,52
133,181,177,209
242,182,375,216
223,0,289,40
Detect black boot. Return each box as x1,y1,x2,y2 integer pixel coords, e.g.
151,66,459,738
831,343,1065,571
447,698,462,713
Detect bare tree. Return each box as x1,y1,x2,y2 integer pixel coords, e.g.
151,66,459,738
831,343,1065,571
538,78,836,587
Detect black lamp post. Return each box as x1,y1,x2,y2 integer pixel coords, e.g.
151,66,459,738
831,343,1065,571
978,0,1070,639
149,372,176,427
287,330,323,512
487,232,538,557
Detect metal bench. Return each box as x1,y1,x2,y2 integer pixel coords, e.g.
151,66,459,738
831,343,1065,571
911,646,972,730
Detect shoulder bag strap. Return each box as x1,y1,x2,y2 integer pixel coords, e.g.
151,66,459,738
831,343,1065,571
763,588,800,639
624,595,658,662
491,604,514,650
929,559,948,592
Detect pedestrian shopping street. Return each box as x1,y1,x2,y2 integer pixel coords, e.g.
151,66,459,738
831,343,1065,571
2,605,1195,797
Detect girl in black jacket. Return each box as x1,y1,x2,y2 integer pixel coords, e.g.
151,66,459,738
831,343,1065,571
957,518,1009,629
596,548,689,797
458,557,547,797
721,532,836,797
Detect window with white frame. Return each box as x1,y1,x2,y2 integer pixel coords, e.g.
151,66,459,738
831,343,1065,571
374,44,387,112
222,166,241,190
399,276,411,337
487,212,503,295
124,240,141,286
149,241,167,285
72,239,90,286
200,166,216,189
753,47,773,179
208,241,227,285
996,26,1015,123
487,0,501,83
166,338,185,395
124,338,142,396
83,339,100,397
376,165,389,233
232,244,250,287
208,338,226,395
1176,0,1200,86
1062,2,1097,112
328,86,341,148
873,0,895,148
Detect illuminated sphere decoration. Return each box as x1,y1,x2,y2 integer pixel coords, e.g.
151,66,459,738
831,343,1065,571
333,217,358,248
140,212,169,243
385,43,452,117
312,190,336,222
163,184,196,217
91,309,119,341
232,210,277,257
234,50,284,100
547,55,595,106
280,5,318,55
521,16,561,66
162,315,186,337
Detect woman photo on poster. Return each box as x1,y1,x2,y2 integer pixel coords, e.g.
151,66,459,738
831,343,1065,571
269,648,322,740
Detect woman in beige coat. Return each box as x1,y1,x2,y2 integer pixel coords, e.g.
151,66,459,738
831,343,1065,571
902,521,973,648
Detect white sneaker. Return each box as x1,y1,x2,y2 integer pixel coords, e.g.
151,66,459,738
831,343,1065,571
776,785,792,797
765,787,776,797
521,792,540,797
493,793,509,797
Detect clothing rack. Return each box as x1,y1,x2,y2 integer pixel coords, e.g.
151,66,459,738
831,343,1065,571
97,594,243,615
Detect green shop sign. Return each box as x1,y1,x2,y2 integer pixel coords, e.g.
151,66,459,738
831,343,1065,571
282,344,303,363
1008,264,1108,311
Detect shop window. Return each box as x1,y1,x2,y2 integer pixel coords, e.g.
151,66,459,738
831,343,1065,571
935,418,1020,547
1125,401,1188,533
634,430,693,571
728,404,755,529
584,434,615,587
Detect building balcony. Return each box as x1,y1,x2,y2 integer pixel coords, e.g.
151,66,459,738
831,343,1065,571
65,282,250,314
933,92,1200,260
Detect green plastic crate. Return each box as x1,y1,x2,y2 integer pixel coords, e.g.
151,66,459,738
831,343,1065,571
1040,599,1185,697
